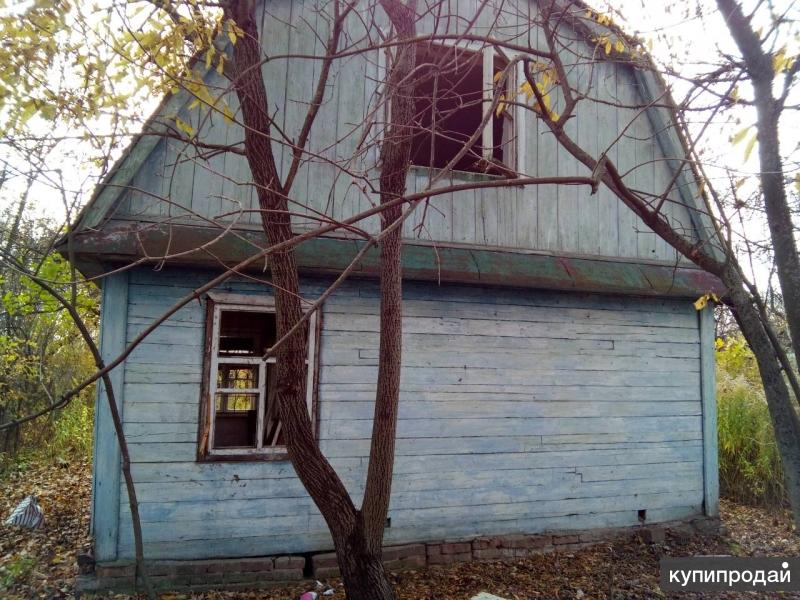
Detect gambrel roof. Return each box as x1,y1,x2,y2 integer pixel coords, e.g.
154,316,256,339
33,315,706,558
61,0,724,297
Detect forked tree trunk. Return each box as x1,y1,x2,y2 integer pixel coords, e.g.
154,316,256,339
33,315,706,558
224,0,416,597
333,518,396,600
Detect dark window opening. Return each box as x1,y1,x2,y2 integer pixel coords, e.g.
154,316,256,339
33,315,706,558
202,302,318,459
409,44,515,175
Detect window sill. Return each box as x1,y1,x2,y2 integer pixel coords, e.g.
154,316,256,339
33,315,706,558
409,165,522,186
198,450,290,463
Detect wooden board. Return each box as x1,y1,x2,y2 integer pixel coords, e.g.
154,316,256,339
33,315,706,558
99,266,710,560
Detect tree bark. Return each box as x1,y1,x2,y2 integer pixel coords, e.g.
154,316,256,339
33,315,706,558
224,1,413,597
361,0,417,556
717,0,800,371
724,266,800,523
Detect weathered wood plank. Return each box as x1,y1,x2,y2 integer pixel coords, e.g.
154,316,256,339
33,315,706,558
93,272,128,562
699,305,719,516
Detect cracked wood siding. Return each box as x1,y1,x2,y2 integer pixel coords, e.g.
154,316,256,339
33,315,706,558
109,266,705,560
108,0,699,264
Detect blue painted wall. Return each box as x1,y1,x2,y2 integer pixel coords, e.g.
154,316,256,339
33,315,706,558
92,266,713,561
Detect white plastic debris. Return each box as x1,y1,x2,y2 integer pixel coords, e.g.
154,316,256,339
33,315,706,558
4,495,44,530
323,590,335,596
471,594,509,600
299,593,318,600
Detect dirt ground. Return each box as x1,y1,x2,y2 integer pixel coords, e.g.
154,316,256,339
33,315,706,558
1,459,798,600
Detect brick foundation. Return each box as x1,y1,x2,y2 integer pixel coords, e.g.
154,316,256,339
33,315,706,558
83,517,719,592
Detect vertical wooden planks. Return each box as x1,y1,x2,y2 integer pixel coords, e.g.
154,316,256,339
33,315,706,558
634,103,657,260
576,48,599,255
127,139,168,218
92,272,129,562
614,69,640,258
555,34,580,253
281,0,320,231
699,305,719,517
595,59,620,257
219,92,255,227
515,56,538,249
531,7,559,251
451,186,477,244
260,0,293,182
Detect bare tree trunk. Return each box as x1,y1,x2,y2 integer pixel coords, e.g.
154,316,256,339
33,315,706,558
225,1,401,596
717,0,800,371
16,270,155,599
724,266,800,522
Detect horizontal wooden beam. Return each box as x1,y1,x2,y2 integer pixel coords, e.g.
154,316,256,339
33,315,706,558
60,221,725,298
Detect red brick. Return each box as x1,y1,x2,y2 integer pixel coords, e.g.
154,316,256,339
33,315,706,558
440,542,471,555
268,568,305,581
473,547,516,561
384,555,426,571
274,556,305,570
428,551,472,565
96,564,135,579
502,534,551,549
312,552,338,568
472,537,502,551
382,544,426,562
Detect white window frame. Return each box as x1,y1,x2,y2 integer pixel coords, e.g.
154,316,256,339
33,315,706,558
205,297,317,458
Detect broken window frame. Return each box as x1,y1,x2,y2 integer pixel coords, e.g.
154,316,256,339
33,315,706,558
407,42,520,175
197,293,320,462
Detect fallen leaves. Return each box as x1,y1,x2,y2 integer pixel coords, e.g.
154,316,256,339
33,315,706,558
2,462,800,599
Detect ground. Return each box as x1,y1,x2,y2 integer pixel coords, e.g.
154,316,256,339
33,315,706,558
1,460,798,600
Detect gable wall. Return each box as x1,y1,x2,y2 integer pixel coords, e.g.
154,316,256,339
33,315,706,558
98,266,709,560
110,0,701,265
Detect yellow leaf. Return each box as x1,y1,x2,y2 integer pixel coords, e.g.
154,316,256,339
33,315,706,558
493,70,504,83
614,39,625,53
518,81,533,99
794,173,800,194
495,93,507,117
694,292,720,311
205,47,214,70
223,103,234,123
693,294,708,311
605,39,612,55
216,54,225,75
730,127,750,145
744,133,758,161
228,29,237,45
175,117,195,138
715,338,724,350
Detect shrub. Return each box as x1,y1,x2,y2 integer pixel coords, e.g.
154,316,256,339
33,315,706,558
717,337,787,508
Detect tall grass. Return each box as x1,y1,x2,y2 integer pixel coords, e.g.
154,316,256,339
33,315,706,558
717,337,787,508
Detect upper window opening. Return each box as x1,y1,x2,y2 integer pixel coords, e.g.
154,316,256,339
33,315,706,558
410,44,516,175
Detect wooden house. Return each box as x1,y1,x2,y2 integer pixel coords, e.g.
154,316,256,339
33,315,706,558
63,0,724,581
